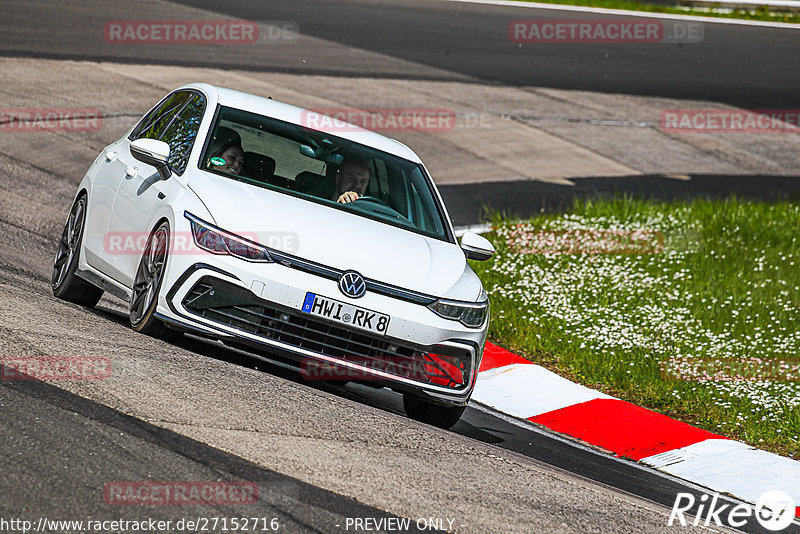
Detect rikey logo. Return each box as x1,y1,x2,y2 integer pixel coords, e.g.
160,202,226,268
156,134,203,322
668,489,796,531
339,271,366,299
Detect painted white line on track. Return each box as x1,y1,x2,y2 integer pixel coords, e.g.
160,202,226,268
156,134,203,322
468,401,776,511
444,0,800,29
473,363,614,418
476,345,800,518
642,439,800,505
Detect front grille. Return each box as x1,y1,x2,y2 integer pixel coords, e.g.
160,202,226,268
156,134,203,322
181,277,470,389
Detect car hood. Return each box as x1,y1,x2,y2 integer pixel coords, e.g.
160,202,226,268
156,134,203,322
186,173,483,301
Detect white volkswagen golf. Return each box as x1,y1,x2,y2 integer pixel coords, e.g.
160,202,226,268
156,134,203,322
52,83,495,428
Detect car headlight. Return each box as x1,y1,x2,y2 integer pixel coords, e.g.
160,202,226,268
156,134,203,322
428,294,489,328
185,212,273,263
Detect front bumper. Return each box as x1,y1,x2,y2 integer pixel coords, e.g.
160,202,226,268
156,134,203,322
157,260,486,406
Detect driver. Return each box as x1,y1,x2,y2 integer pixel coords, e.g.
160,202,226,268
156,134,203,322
332,159,370,204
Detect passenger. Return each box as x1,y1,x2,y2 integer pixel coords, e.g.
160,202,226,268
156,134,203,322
333,160,370,204
207,143,246,176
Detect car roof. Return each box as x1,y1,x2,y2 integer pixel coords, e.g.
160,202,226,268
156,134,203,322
180,83,423,164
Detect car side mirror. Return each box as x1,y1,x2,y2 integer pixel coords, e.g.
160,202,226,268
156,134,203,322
130,138,172,180
460,231,495,261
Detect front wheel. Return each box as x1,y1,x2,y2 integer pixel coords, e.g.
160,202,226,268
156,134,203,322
52,194,104,307
129,221,182,342
403,394,466,429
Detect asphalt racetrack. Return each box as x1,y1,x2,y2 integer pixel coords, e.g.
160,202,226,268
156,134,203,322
0,0,798,532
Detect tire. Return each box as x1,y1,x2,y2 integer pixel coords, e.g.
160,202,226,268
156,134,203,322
129,221,182,342
52,194,104,307
403,394,466,429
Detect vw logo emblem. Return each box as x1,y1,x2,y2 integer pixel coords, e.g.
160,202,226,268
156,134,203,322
339,271,366,299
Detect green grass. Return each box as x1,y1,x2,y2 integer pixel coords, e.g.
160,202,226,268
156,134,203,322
472,198,800,457
513,0,800,23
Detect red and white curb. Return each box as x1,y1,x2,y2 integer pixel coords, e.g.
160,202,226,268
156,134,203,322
473,342,800,518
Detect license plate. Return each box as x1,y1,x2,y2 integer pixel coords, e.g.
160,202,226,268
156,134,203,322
301,292,390,335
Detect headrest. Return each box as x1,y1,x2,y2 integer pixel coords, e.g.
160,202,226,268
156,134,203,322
207,126,242,160
243,152,276,182
295,171,334,199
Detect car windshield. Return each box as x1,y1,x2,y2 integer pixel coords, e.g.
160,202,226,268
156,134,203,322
199,105,451,242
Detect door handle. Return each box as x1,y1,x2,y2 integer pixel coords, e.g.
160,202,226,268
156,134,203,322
125,166,138,179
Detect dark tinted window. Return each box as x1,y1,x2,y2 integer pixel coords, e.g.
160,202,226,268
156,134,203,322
131,91,191,141
159,94,206,175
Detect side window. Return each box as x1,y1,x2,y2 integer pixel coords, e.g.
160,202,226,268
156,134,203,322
129,98,167,140
159,94,206,175
130,91,191,141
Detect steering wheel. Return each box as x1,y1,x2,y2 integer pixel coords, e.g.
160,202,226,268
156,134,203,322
354,195,391,207
352,195,410,222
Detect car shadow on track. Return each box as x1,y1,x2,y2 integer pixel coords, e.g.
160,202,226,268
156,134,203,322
90,303,505,440
90,303,410,414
